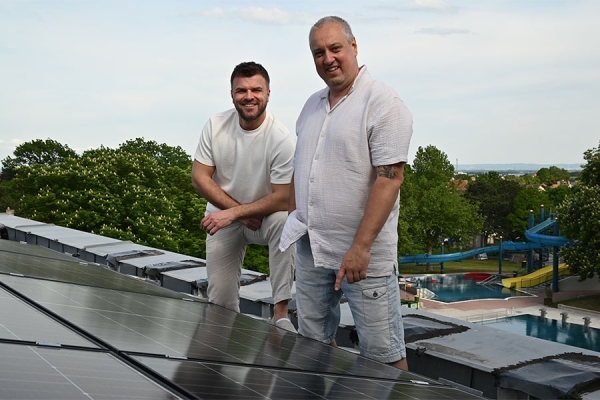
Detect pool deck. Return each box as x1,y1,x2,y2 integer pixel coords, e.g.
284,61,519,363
412,287,600,330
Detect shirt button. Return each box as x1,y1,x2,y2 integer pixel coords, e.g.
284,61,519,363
309,201,313,206
310,178,314,183
314,154,319,160
308,225,313,230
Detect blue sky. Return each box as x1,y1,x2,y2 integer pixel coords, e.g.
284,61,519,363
1,0,598,166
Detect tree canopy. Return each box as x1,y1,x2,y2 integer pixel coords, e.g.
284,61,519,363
0,139,78,181
557,142,600,281
464,171,521,241
3,139,207,259
507,186,550,240
536,166,570,184
579,140,600,187
399,146,483,269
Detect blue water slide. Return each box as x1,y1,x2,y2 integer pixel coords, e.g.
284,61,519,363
399,218,570,264
524,217,571,247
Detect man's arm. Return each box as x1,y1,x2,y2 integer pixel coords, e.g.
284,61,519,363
334,162,405,290
192,160,240,210
288,173,296,214
192,160,291,235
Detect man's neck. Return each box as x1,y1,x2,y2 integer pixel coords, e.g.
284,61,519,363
328,67,361,108
239,112,267,131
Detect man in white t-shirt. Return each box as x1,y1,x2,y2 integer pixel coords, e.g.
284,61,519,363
280,17,413,367
192,62,296,332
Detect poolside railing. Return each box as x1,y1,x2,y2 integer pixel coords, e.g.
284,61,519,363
464,308,514,324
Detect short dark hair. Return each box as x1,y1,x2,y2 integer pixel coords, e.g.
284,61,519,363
230,62,270,88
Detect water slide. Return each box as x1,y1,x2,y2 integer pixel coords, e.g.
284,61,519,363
501,264,570,289
398,217,571,265
398,242,541,264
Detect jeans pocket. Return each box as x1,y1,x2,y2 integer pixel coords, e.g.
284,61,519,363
362,285,388,326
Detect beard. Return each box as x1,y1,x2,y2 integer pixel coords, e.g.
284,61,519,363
235,101,268,124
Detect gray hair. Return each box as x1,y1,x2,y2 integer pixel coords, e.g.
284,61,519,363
310,16,354,44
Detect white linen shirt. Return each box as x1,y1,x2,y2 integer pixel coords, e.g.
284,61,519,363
280,66,412,276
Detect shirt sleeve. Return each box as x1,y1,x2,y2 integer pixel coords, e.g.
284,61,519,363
270,133,296,185
194,119,215,166
368,96,413,167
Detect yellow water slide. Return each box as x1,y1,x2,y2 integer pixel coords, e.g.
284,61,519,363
502,264,570,289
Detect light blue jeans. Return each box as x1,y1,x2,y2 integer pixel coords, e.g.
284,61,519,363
295,234,406,364
205,211,294,312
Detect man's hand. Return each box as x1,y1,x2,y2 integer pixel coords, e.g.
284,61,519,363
240,217,263,231
334,243,370,291
201,209,237,235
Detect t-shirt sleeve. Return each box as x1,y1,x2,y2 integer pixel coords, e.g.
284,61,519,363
194,119,215,166
270,133,296,185
368,96,413,167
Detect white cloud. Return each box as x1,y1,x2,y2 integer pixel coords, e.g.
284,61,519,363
415,26,471,35
202,7,224,17
193,6,314,25
397,0,458,13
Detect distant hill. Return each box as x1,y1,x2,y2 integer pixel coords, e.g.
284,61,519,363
457,163,582,173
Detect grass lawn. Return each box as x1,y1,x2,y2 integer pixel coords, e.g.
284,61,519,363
556,294,600,313
398,258,523,276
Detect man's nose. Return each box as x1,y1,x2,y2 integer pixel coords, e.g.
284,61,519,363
324,50,335,65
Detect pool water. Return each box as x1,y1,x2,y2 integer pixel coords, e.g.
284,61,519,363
481,314,600,352
406,273,531,303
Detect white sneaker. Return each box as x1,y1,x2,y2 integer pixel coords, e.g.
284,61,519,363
273,318,297,333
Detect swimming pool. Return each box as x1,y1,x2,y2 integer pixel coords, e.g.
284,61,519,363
406,273,531,303
481,314,600,352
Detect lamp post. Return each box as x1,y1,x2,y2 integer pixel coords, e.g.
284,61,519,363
499,236,503,275
440,241,445,274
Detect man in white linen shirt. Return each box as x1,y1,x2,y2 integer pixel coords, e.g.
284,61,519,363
280,16,413,368
192,61,297,333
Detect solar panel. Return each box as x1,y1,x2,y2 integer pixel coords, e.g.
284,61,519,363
0,286,98,348
0,243,184,298
0,240,485,399
0,274,416,378
0,343,181,399
134,356,477,400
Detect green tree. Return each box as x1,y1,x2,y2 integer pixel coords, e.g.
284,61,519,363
546,185,572,208
536,166,570,185
464,171,522,242
5,141,207,259
557,142,600,280
399,146,483,270
557,185,600,280
118,137,191,170
0,139,78,181
508,187,549,239
579,141,600,187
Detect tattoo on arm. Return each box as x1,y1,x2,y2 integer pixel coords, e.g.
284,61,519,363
377,165,397,179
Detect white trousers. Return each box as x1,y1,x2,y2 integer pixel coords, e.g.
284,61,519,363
205,210,295,312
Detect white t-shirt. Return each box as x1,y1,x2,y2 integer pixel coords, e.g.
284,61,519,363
194,109,295,213
280,66,413,276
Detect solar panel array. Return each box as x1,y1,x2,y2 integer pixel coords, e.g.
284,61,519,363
0,240,483,399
